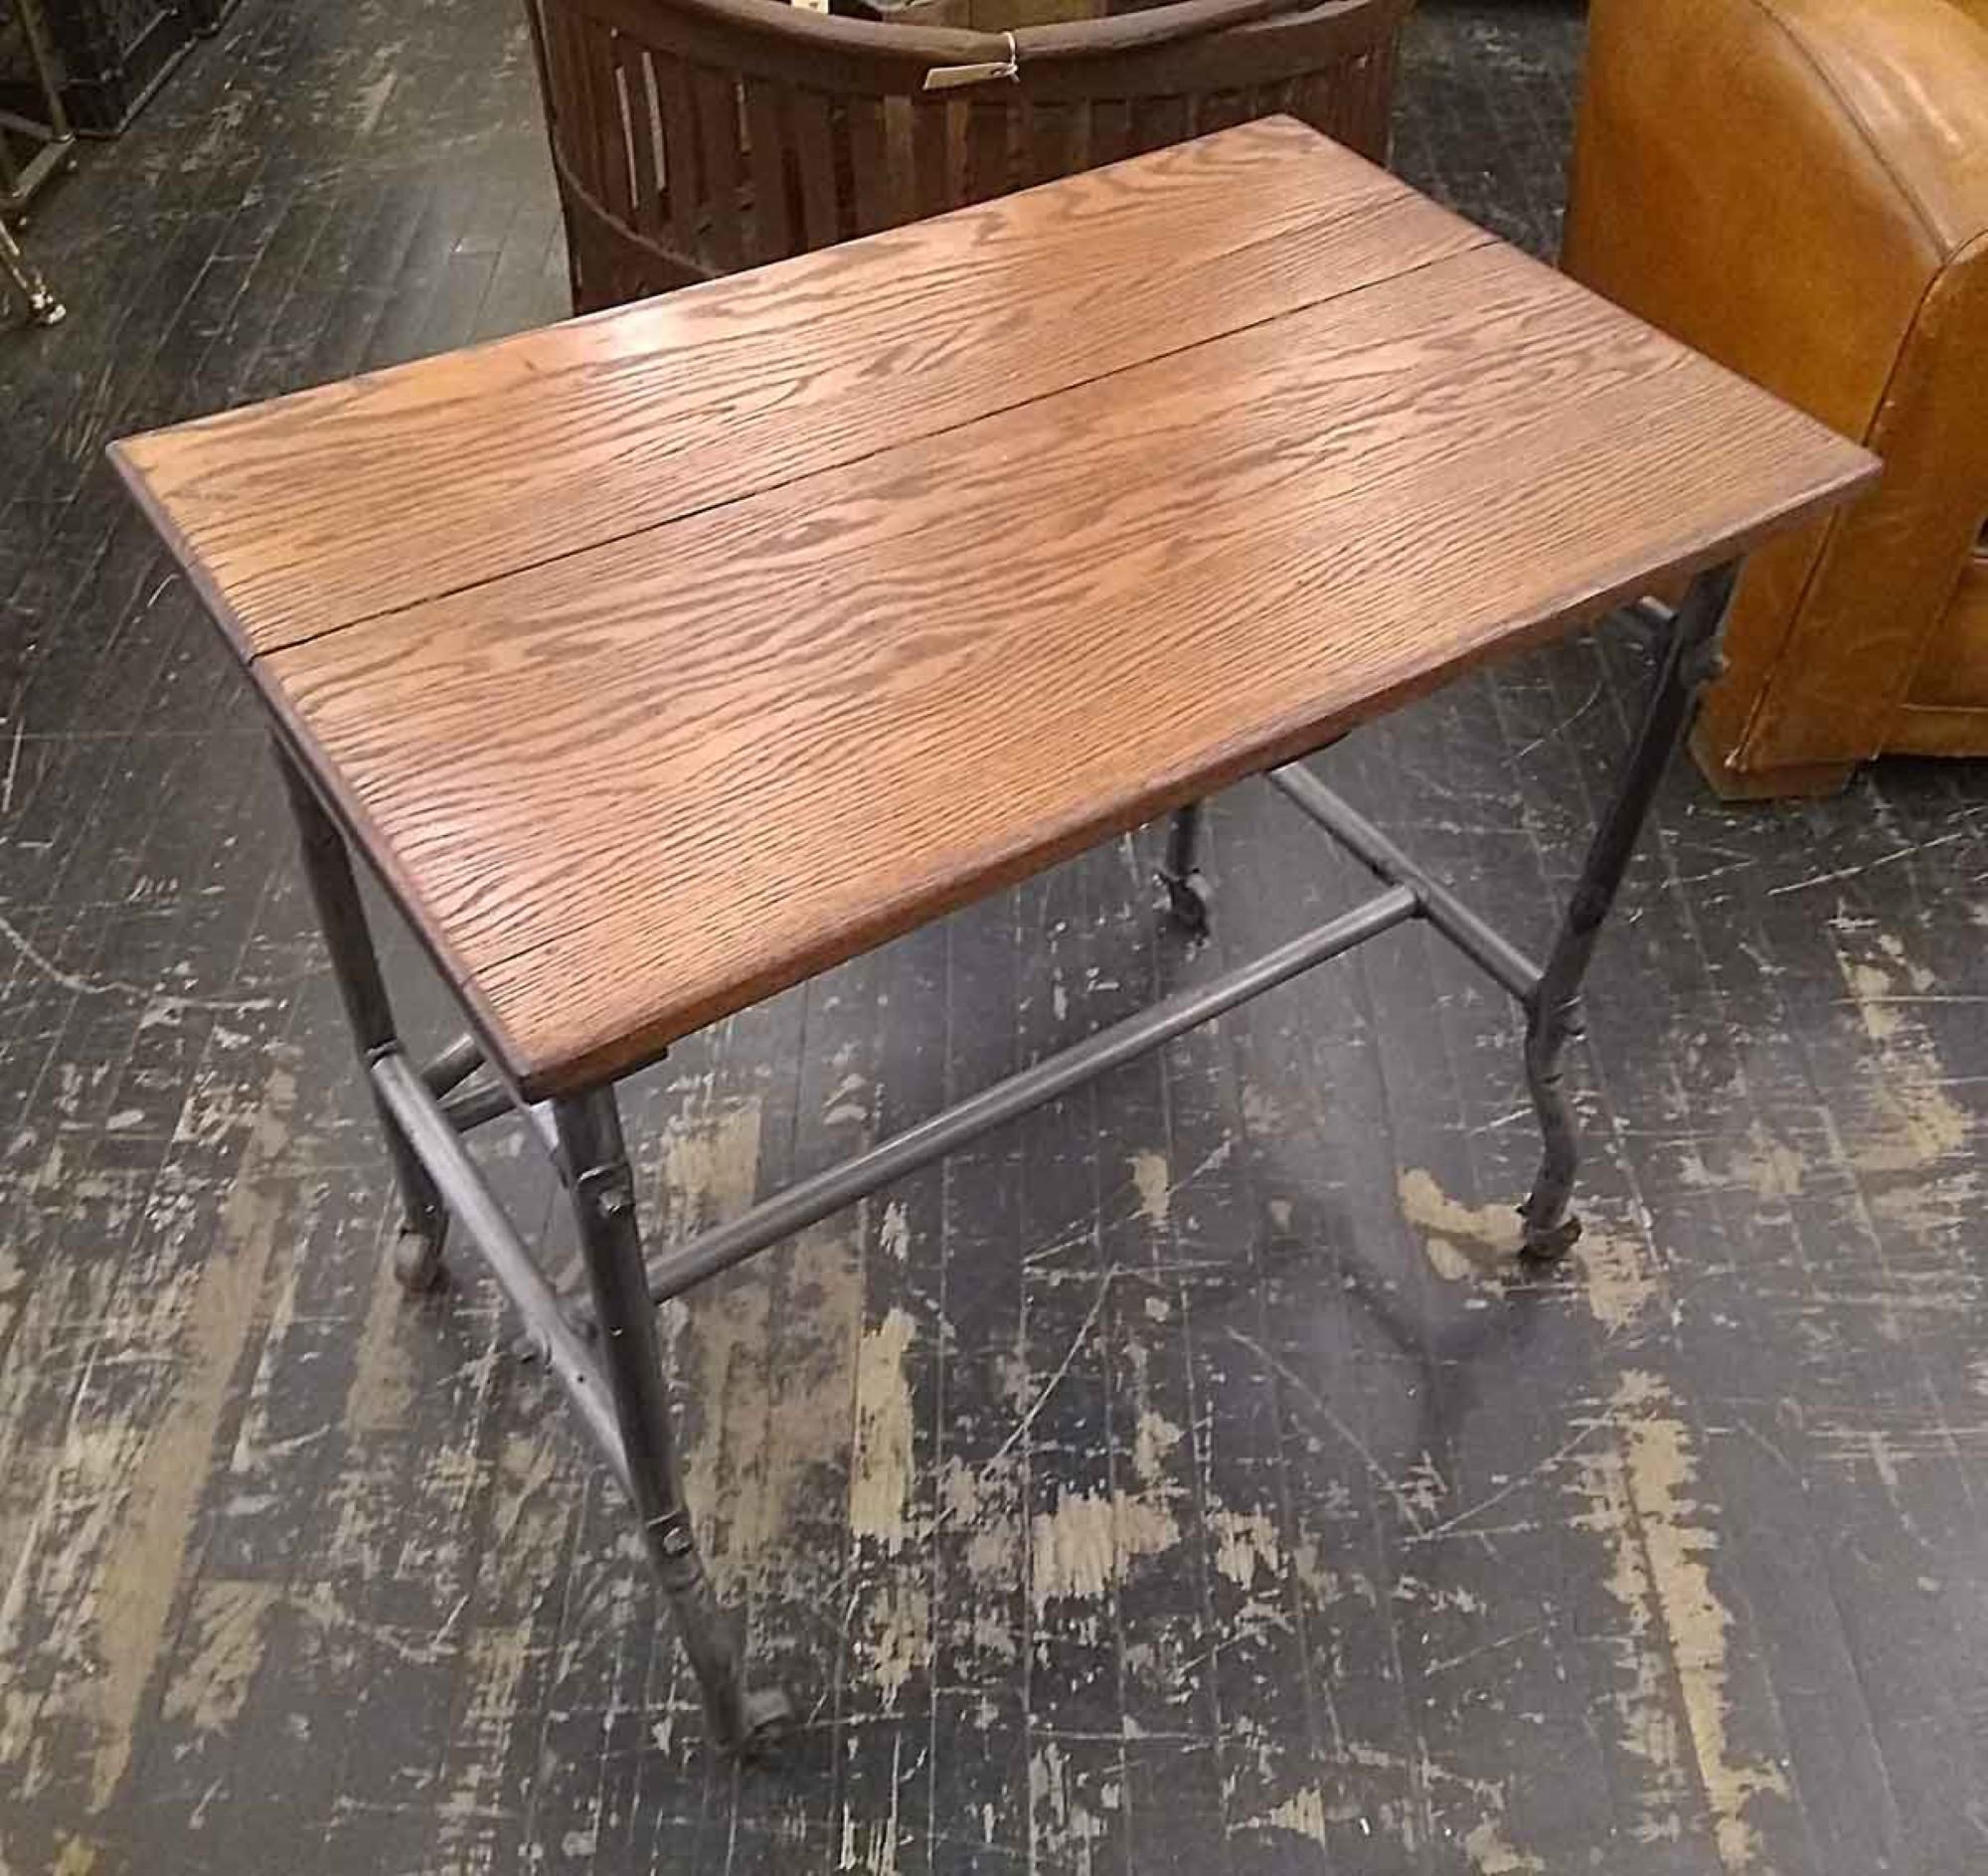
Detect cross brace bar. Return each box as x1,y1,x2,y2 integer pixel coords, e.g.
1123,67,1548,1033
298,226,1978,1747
1266,764,1544,1005
635,884,1418,1305
442,1079,513,1132
371,1050,629,1491
421,1032,484,1097
439,1072,565,1165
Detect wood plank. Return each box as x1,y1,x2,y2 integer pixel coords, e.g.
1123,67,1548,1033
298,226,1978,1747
257,238,1874,1096
963,96,1011,204
1131,91,1189,155
1021,98,1076,188
787,85,841,252
584,18,635,226
110,120,1439,655
653,49,702,258
1088,96,1132,166
691,66,745,273
742,79,793,264
845,94,900,237
909,95,951,221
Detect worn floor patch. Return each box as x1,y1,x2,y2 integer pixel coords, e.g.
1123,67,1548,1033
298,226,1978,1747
1573,1371,1789,1869
1397,1164,1657,1331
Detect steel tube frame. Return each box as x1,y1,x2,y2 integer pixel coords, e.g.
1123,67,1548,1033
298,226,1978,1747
277,745,448,1290
442,1079,515,1133
1512,562,1738,1254
0,213,64,327
635,883,1417,1306
439,1074,564,1162
277,566,1736,1754
372,1052,629,1487
553,1089,789,1753
1156,799,1212,933
1266,764,1545,1002
0,0,74,220
422,1032,485,1097
1265,563,1739,1257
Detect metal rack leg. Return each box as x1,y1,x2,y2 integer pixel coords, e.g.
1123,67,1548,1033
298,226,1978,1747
276,746,448,1290
1157,800,1212,934
1519,561,1739,1259
553,1087,793,1756
0,216,64,327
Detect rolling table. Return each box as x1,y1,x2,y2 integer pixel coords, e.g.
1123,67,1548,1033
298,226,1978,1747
112,117,1877,1754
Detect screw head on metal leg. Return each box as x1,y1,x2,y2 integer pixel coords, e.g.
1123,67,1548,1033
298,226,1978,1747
581,1166,635,1219
392,1222,448,1293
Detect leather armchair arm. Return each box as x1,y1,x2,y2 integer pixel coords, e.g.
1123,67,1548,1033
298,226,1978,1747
1564,0,1988,785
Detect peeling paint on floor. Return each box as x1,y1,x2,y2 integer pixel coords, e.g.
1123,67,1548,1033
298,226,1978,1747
344,1223,417,1438
1839,944,1971,1176
1398,1165,1521,1275
1463,1814,1546,1873
850,1306,918,1550
1574,1371,1788,1869
1030,1487,1181,1608
1029,1738,1116,1871
1398,1165,1656,1331
4,1064,298,1811
1130,1149,1172,1230
159,1579,276,1736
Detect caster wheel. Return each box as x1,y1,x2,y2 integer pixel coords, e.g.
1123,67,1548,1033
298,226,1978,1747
392,1223,447,1293
733,1683,796,1759
1158,868,1212,938
1518,1211,1581,1264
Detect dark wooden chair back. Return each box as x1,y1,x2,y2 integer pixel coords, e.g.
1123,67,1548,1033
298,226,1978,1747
524,0,1413,311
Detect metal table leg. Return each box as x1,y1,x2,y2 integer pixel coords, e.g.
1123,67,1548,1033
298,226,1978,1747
263,568,1734,1748
1517,561,1739,1258
553,1087,794,1755
275,744,449,1290
0,216,64,328
1157,800,1211,934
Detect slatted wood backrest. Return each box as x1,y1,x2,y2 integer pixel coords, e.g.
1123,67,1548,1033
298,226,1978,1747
525,0,1412,312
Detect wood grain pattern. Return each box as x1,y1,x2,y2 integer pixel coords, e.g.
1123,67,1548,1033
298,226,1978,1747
239,207,1871,1097
111,120,1456,654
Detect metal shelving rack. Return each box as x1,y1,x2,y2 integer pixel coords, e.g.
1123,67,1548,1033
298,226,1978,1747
1,0,74,214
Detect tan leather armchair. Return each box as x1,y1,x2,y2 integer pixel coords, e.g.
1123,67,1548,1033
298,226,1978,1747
1563,0,1988,797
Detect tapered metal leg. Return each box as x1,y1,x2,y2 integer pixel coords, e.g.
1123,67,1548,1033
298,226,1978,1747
0,217,64,327
275,745,448,1290
1519,562,1739,1259
1157,800,1212,934
554,1087,792,1756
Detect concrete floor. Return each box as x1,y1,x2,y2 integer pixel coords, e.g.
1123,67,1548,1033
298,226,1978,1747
4,3,1988,1871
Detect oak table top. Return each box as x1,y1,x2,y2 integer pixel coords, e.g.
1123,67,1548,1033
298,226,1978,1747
112,116,1878,1100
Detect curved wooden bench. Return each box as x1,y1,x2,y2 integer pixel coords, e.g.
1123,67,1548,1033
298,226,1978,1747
524,0,1413,309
